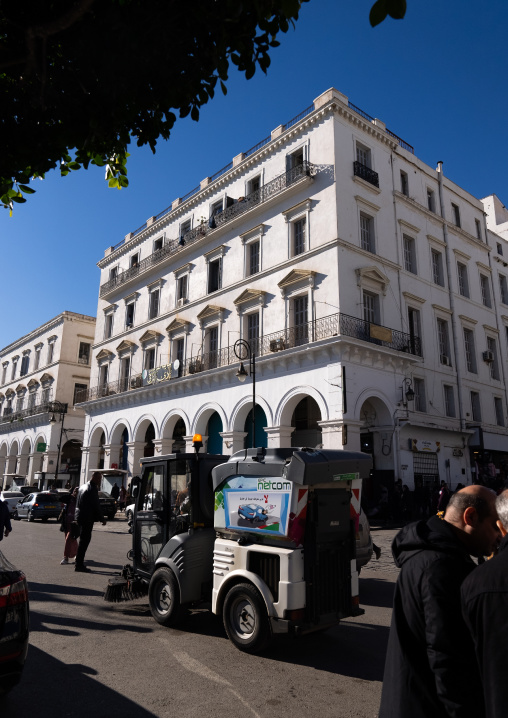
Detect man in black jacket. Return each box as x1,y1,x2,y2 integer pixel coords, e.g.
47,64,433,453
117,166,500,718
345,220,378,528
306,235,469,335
461,489,508,718
379,485,500,718
74,472,106,573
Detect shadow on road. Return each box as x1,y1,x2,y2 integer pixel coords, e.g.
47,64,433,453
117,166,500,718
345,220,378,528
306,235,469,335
126,603,389,682
0,646,158,718
29,607,154,637
359,577,395,609
28,581,104,600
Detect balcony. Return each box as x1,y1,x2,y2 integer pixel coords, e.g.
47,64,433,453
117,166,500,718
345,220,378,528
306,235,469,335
0,394,56,426
99,161,318,298
353,161,379,188
76,312,422,403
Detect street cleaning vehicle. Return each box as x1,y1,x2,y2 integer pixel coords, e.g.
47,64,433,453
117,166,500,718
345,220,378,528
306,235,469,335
105,440,372,653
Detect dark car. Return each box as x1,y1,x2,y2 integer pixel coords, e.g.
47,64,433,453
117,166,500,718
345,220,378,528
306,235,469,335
98,491,117,520
14,493,64,522
238,503,268,522
0,551,29,695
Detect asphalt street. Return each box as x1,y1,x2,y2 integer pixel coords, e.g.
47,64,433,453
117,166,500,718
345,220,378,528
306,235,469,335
0,517,399,718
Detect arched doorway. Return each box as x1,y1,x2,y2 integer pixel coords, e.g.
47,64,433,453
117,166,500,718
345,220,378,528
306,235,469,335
359,396,394,508
120,427,129,469
98,431,106,469
207,412,223,454
172,418,186,452
290,397,322,448
244,405,268,449
61,439,82,484
144,423,155,457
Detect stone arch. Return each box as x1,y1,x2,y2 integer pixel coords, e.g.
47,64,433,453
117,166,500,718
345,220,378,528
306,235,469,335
18,437,31,477
133,415,159,443
89,423,109,447
109,419,133,445
354,389,393,427
8,439,19,457
161,409,190,440
230,395,273,434
276,386,329,428
193,403,228,436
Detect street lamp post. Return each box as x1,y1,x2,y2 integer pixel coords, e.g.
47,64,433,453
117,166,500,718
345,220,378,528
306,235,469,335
48,401,68,485
234,339,256,448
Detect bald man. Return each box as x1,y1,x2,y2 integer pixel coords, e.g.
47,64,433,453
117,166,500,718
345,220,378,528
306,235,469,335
461,489,508,718
379,486,500,718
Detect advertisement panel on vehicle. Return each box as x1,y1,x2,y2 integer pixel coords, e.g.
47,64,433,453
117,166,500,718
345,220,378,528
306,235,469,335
215,476,292,537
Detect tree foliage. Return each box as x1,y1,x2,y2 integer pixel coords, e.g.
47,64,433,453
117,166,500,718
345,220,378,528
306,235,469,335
0,0,405,212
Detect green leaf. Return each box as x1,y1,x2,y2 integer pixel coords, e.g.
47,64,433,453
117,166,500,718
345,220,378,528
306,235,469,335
11,195,26,203
386,0,406,19
190,105,200,122
18,185,36,194
369,0,388,26
220,80,227,96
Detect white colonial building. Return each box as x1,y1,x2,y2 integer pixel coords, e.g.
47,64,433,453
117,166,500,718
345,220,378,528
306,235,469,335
77,88,508,498
0,312,96,489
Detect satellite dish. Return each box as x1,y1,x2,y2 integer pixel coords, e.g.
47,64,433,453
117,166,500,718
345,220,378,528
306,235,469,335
173,359,180,371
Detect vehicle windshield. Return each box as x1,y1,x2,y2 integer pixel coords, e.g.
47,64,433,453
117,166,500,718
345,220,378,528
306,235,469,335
99,492,112,498
2,492,23,498
36,494,59,503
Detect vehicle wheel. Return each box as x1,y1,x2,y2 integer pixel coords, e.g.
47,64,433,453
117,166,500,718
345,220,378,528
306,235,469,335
13,511,20,521
28,511,35,522
125,510,133,521
148,567,183,627
223,582,272,653
42,517,48,522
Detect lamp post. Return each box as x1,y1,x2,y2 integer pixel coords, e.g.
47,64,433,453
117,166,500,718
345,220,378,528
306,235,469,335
48,401,68,485
234,339,256,448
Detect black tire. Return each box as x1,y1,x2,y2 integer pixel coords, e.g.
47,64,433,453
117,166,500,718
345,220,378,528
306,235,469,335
148,567,183,627
125,510,133,521
13,510,20,521
28,511,35,522
223,582,272,653
42,517,48,522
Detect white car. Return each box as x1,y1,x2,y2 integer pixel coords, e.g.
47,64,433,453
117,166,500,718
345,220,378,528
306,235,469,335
0,491,25,517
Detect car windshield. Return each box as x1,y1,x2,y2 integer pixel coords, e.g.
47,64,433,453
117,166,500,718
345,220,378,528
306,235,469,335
99,492,112,499
246,505,258,510
2,492,24,498
36,494,59,503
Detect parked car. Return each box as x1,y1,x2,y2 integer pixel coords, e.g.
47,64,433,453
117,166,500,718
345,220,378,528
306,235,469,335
98,491,117,520
18,486,36,497
0,491,25,517
356,509,373,571
238,503,268,522
0,550,29,695
14,493,64,522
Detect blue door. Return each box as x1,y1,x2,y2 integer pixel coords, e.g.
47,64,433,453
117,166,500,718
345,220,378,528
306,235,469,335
244,405,267,449
207,412,223,454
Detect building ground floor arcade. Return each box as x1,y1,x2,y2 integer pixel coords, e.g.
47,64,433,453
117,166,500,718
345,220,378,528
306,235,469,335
78,344,479,499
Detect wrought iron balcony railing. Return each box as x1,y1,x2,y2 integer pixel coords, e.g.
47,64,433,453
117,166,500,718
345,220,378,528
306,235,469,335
353,161,379,188
99,161,317,297
0,396,55,425
76,312,421,404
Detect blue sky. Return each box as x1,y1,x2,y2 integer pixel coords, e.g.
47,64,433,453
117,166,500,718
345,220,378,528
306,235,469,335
1,0,506,349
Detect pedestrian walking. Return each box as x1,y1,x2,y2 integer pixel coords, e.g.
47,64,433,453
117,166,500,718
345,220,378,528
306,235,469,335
74,472,106,573
118,485,127,511
0,498,12,541
110,483,120,501
58,487,79,565
461,489,508,718
379,485,501,718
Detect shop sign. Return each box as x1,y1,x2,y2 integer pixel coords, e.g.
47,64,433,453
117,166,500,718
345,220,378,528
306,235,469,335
410,439,440,453
36,442,47,452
